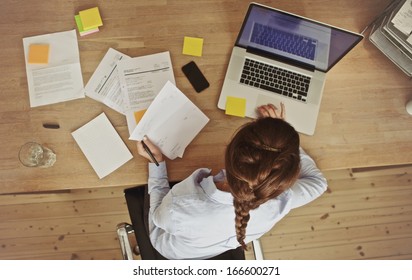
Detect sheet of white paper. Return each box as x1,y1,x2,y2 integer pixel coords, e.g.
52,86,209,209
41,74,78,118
72,113,133,179
117,51,175,135
85,48,130,114
22,29,85,107
129,81,209,160
392,0,412,35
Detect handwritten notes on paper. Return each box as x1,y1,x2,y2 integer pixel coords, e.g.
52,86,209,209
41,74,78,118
22,30,85,107
130,81,209,160
85,48,130,115
72,113,133,179
117,51,175,135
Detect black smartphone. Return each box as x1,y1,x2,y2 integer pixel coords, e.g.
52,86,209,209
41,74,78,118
182,61,209,93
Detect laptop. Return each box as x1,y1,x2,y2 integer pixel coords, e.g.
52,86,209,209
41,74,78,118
218,3,363,135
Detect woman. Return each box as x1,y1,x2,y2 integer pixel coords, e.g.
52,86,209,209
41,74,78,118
137,103,327,259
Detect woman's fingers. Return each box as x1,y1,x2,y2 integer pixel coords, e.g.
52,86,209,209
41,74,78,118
257,102,285,120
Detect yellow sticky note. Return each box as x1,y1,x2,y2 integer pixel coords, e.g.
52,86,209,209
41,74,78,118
79,7,103,30
182,36,204,57
225,96,246,117
28,44,49,64
75,14,99,36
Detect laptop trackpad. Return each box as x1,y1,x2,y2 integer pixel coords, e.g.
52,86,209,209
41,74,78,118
256,94,282,110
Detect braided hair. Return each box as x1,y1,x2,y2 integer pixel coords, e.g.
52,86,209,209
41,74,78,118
225,117,300,249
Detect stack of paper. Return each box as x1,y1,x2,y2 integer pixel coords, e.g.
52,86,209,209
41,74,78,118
75,7,103,36
369,0,412,76
391,0,412,38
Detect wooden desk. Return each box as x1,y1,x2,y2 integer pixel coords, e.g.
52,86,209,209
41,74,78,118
1,0,411,194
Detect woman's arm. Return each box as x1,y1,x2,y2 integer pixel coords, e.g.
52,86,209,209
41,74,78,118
257,104,327,208
137,136,172,231
289,148,328,208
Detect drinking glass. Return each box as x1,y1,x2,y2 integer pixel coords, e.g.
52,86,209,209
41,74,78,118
18,142,56,168
406,99,412,115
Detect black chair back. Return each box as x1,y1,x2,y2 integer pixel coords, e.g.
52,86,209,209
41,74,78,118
124,184,245,260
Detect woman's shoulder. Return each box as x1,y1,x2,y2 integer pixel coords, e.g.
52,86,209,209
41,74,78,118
170,168,212,196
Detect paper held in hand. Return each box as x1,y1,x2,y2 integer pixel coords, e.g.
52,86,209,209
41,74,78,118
129,81,209,160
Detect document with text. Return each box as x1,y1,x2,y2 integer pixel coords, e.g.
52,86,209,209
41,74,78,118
85,48,130,114
22,29,85,107
392,0,412,36
117,51,175,135
129,81,209,160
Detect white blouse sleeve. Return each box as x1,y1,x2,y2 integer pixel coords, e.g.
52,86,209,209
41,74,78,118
147,161,175,233
288,148,328,209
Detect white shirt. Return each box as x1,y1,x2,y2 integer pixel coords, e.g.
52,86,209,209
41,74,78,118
147,148,327,259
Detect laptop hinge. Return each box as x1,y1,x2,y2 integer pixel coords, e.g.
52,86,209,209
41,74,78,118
246,47,316,72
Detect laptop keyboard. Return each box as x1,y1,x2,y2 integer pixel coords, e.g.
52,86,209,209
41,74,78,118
240,58,311,102
251,23,317,60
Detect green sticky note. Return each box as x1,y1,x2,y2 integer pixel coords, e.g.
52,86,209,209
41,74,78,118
182,36,204,57
225,96,246,117
75,14,99,36
75,15,86,32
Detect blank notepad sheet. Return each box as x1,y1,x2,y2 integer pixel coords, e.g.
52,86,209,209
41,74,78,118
72,113,133,179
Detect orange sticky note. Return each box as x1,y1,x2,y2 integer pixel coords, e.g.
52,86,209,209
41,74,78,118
134,109,147,124
182,36,204,57
225,96,246,117
28,44,49,64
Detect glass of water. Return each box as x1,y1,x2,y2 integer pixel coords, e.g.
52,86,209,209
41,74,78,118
18,142,56,168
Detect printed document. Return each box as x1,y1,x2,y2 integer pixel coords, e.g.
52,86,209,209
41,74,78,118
117,51,175,135
392,0,412,36
72,112,133,179
22,30,85,107
85,48,130,114
130,81,209,160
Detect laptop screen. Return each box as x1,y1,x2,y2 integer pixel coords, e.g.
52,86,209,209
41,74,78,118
236,4,363,72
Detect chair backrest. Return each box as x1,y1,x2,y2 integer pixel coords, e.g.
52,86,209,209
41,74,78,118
124,184,245,260
124,186,166,259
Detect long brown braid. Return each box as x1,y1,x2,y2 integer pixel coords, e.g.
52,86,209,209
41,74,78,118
225,117,300,249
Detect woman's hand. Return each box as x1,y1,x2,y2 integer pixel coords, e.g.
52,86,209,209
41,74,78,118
257,102,285,120
137,136,164,164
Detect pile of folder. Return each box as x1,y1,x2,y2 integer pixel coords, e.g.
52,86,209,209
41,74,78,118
369,0,412,76
75,7,103,36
